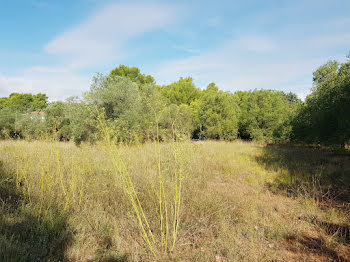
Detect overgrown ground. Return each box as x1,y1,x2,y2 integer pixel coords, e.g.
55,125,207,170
0,140,349,261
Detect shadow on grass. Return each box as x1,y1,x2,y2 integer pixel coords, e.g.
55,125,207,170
94,251,129,262
312,219,350,244
256,144,350,261
255,143,350,204
286,234,349,262
0,161,73,262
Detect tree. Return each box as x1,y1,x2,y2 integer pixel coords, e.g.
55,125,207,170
283,92,301,104
3,93,48,112
0,93,49,139
237,90,298,141
160,104,193,141
109,65,155,85
32,93,49,110
198,91,240,140
0,97,8,110
140,83,168,141
204,83,219,93
160,77,201,106
312,60,339,90
292,60,350,148
86,74,173,143
86,75,144,142
44,102,71,141
0,107,18,138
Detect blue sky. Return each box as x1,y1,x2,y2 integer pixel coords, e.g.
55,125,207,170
0,0,349,100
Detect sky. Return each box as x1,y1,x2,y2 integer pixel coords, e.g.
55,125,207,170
0,0,349,101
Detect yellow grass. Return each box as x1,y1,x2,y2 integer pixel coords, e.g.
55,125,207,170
0,140,349,261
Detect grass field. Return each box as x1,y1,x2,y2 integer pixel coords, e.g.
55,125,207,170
0,140,349,261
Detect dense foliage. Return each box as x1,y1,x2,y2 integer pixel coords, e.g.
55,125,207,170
236,90,300,141
292,60,350,148
0,93,48,138
1,62,348,147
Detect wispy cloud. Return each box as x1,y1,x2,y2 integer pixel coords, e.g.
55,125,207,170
45,2,183,69
235,36,277,53
172,45,201,54
1,1,349,101
0,68,90,101
0,2,184,99
31,0,52,9
154,30,350,99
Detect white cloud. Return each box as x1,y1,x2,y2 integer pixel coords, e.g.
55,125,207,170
235,36,277,53
295,89,311,101
29,66,70,74
172,45,201,54
45,2,182,69
1,2,183,100
154,32,349,95
0,76,28,96
2,2,349,101
0,69,90,101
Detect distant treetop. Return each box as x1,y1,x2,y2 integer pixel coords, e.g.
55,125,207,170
0,93,48,112
109,65,155,85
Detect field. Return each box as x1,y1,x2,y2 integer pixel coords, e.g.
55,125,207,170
0,140,349,261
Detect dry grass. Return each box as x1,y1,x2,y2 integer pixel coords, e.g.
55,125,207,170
0,140,349,261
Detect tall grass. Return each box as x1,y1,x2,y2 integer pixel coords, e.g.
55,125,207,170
94,111,184,256
0,140,349,261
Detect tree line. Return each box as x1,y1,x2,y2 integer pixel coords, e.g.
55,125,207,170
0,61,349,148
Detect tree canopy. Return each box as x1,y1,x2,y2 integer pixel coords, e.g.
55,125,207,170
160,77,201,105
0,93,48,111
0,62,348,148
292,60,350,148
109,65,155,85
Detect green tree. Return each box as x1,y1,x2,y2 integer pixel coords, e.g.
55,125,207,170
3,93,48,112
204,83,219,93
292,60,350,148
43,98,99,144
160,104,193,141
86,75,152,142
0,93,48,139
237,90,298,141
44,102,71,141
140,83,168,141
109,65,155,85
0,107,18,138
198,91,240,140
15,113,47,140
312,60,339,90
61,97,99,145
160,77,201,106
0,97,8,110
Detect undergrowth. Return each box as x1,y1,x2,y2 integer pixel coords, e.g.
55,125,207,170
0,140,349,261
